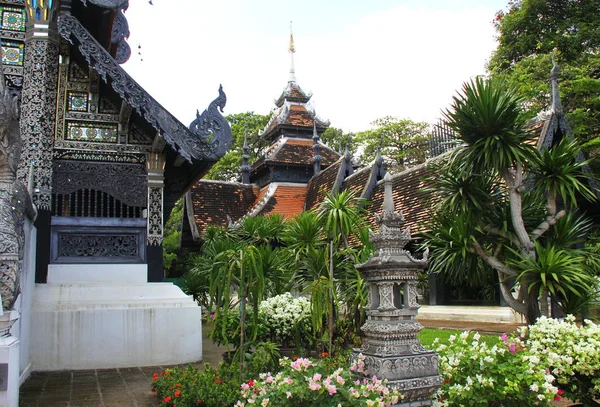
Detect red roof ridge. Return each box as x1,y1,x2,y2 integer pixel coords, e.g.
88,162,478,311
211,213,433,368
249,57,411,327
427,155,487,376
244,184,278,219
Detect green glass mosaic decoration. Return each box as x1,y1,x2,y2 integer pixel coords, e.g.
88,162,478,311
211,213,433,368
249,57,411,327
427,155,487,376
68,92,88,112
0,7,25,32
1,41,24,66
66,122,118,143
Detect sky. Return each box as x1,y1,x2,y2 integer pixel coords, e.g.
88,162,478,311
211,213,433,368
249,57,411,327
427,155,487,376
122,0,509,133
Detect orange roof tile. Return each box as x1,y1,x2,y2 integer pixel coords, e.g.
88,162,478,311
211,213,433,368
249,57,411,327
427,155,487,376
253,138,340,170
343,166,372,199
305,159,342,211
366,162,437,236
255,184,307,219
188,181,259,233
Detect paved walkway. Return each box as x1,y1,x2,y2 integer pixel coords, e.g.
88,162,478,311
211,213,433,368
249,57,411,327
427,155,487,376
19,329,223,407
19,320,561,407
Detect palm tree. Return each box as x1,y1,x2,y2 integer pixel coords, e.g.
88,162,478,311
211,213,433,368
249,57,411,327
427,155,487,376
317,190,370,353
319,189,368,249
426,77,596,323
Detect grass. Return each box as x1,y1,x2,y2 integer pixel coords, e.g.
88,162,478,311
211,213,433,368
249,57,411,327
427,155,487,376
419,328,503,349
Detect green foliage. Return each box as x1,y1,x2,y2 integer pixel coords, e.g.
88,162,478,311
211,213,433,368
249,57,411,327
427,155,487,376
163,198,184,276
190,191,372,358
489,0,600,69
151,363,241,407
443,77,536,174
245,341,281,379
511,241,595,299
488,0,600,164
525,315,600,405
425,77,597,323
204,112,271,181
318,189,368,246
320,127,357,155
354,116,430,172
533,138,596,205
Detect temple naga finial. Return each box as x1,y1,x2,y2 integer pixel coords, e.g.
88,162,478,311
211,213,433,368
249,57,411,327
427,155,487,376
241,125,250,184
550,54,563,115
312,120,322,175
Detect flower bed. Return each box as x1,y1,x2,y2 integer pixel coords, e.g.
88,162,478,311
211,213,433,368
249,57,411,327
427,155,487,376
258,293,312,346
152,363,240,407
235,354,401,407
524,315,600,405
433,331,559,407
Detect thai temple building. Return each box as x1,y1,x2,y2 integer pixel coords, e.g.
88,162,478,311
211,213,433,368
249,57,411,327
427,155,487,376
184,34,599,321
0,0,232,396
184,30,342,237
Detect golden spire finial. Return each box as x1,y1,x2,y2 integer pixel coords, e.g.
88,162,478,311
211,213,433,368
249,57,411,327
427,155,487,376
289,21,295,53
288,21,296,82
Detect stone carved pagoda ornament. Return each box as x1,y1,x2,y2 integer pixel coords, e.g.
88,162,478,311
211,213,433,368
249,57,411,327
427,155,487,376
0,66,36,317
352,173,441,406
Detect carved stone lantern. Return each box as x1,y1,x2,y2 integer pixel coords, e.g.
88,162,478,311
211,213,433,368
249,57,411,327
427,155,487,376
352,173,442,406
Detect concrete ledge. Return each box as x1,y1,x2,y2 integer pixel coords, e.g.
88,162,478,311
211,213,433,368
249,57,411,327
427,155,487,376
47,264,148,284
418,305,522,323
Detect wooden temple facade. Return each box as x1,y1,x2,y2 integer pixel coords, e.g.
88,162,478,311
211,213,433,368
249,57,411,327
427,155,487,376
2,0,231,283
0,0,231,377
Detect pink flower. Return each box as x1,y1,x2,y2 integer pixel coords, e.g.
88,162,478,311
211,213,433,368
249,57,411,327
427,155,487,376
308,380,321,391
501,333,508,343
286,391,292,399
327,384,337,395
312,373,322,381
508,342,517,354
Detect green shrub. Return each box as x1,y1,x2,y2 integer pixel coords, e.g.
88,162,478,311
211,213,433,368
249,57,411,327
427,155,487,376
433,331,558,407
152,363,240,407
236,354,401,407
524,315,600,405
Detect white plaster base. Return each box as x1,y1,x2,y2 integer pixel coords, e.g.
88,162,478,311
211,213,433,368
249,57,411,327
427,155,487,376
30,265,202,371
0,335,20,407
418,305,522,323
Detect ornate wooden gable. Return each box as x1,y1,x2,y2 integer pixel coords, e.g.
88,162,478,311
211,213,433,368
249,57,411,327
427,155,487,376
13,0,232,281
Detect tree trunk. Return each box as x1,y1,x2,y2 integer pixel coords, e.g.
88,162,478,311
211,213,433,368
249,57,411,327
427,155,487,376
239,252,248,382
525,287,541,325
540,287,549,317
328,240,334,355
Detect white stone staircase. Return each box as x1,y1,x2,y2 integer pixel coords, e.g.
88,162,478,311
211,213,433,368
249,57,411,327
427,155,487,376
30,264,202,371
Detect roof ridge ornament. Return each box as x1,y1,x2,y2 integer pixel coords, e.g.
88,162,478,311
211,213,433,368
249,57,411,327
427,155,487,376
81,0,129,9
241,125,250,184
550,54,563,115
312,121,322,175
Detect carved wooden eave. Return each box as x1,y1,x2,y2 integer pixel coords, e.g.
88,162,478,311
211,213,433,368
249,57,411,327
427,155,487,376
57,14,232,165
